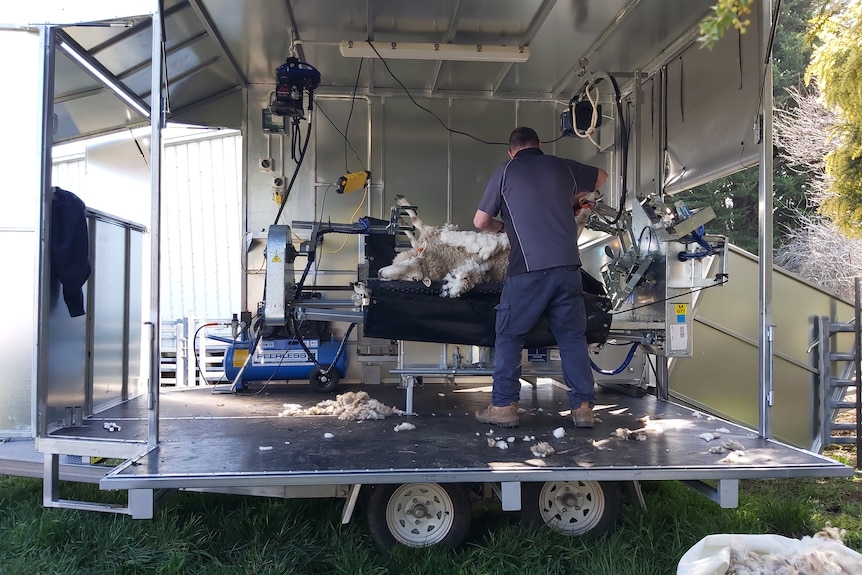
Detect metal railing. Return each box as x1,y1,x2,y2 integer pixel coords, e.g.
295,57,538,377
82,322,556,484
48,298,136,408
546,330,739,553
815,277,861,468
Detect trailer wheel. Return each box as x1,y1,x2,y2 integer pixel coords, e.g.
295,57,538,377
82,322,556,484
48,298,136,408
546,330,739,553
309,365,339,392
367,483,471,549
522,480,621,537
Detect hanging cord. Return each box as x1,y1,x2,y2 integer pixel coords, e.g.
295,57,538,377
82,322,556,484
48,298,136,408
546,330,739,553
273,118,313,226
590,342,640,375
575,84,601,149
190,321,227,384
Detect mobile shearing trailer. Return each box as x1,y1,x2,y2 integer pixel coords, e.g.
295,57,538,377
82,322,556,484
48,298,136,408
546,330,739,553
0,0,856,549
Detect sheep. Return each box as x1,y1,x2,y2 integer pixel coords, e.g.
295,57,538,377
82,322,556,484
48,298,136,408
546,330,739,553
377,193,600,297
377,195,510,297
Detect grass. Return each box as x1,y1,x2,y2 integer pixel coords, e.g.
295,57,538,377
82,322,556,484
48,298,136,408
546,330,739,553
1,464,861,575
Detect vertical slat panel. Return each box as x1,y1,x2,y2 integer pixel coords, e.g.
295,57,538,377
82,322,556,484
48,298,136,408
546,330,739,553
161,131,242,321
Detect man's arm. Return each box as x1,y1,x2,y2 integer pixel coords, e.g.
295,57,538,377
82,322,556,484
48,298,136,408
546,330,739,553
474,209,504,233
595,168,608,190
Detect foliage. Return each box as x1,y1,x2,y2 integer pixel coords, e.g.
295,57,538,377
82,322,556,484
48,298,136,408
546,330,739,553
700,0,754,48
772,85,862,297
806,0,862,237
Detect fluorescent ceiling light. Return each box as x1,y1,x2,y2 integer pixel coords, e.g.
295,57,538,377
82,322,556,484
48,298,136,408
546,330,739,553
58,39,150,119
339,41,530,63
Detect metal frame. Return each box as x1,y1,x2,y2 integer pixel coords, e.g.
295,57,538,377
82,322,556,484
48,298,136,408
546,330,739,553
32,7,164,515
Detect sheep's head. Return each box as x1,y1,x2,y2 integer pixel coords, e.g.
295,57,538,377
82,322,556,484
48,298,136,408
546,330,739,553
377,249,432,286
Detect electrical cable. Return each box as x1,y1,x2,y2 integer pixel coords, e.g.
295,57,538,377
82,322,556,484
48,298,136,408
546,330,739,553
324,186,368,254
574,84,601,148
345,59,363,172
211,315,265,394
365,41,510,146
273,118,312,226
315,101,366,171
190,321,226,385
608,274,729,315
590,342,640,375
288,314,356,377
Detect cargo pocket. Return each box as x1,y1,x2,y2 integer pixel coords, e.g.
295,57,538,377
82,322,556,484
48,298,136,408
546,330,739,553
495,303,512,335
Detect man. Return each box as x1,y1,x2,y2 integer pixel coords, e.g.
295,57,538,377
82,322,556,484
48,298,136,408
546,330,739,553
473,127,608,428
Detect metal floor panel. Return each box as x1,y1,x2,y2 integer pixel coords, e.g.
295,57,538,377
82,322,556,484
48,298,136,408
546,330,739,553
38,381,850,490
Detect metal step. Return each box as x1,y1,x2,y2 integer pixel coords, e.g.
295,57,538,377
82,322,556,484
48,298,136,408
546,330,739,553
826,435,857,445
829,401,860,410
830,352,859,362
829,323,858,333
829,422,860,432
829,378,859,387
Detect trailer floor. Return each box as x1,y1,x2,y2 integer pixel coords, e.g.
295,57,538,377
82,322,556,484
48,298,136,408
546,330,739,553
38,380,849,490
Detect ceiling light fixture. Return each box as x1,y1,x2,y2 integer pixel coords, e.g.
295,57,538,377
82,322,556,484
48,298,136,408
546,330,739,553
58,37,150,119
339,40,530,63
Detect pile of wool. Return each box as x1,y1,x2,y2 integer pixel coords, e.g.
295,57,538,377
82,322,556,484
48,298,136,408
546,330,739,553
726,528,860,574
279,391,404,420
677,528,862,575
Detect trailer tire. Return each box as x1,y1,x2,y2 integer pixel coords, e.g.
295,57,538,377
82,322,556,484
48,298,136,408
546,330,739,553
309,366,339,392
521,480,621,537
367,482,471,549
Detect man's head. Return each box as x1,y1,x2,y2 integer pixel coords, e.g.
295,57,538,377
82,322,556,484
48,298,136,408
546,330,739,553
508,127,540,158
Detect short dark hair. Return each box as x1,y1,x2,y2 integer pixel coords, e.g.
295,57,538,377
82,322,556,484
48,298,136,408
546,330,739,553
509,127,540,151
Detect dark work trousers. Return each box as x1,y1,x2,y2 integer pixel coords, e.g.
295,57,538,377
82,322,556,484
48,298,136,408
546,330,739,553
491,265,595,408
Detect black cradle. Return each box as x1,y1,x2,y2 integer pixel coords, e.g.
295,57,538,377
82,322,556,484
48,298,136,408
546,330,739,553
363,271,612,348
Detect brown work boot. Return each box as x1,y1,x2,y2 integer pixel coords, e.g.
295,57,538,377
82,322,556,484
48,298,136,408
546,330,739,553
475,402,519,427
573,402,595,428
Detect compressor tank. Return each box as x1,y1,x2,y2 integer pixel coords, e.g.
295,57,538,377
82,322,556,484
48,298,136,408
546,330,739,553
218,336,348,391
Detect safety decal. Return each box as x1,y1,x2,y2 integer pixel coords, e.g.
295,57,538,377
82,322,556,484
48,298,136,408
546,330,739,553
272,254,282,263
233,349,248,368
675,303,687,323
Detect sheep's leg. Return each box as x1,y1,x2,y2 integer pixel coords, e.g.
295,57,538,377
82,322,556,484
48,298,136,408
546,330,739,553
394,195,431,233
402,228,420,249
441,260,488,298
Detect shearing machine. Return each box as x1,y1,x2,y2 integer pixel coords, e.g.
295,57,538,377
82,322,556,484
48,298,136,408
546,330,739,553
221,57,730,402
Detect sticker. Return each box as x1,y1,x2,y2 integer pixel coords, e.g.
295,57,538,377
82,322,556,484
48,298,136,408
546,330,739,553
527,348,548,363
670,324,688,351
233,348,248,368
272,254,282,263
675,303,687,323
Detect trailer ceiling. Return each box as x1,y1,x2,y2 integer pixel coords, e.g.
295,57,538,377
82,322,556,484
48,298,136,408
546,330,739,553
52,0,714,141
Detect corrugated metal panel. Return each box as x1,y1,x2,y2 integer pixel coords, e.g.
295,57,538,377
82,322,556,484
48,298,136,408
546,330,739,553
52,158,87,195
162,131,242,320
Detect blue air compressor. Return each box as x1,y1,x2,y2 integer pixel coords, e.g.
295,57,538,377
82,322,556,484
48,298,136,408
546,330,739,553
211,330,348,392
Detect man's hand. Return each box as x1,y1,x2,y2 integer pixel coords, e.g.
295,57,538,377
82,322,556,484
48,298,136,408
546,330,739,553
573,191,596,216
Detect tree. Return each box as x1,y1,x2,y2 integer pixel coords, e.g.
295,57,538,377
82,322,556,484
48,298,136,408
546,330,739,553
700,0,755,48
773,86,862,297
806,0,862,237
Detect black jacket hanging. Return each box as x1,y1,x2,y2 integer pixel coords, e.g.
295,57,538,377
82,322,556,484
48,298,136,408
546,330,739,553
51,187,91,317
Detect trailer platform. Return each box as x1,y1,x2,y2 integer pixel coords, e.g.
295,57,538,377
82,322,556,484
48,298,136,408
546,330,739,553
41,380,848,492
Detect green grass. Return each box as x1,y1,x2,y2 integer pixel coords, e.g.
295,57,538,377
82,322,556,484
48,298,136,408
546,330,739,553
1,473,860,575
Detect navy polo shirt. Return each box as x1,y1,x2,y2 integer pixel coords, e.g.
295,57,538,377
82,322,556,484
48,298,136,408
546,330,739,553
477,147,599,276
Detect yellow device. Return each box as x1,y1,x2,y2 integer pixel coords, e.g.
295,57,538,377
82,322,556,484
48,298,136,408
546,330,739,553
336,170,370,194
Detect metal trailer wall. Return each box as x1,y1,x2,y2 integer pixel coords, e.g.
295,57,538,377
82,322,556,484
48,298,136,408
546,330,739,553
671,246,856,449
0,28,43,436
39,213,146,436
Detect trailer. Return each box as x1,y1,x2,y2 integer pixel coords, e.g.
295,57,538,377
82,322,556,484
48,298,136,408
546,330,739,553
0,0,855,549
